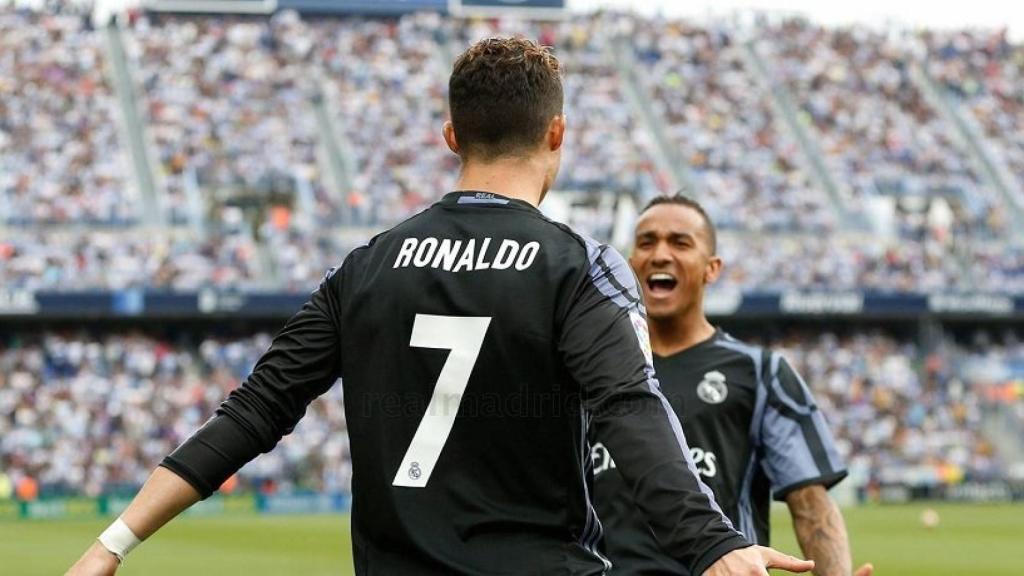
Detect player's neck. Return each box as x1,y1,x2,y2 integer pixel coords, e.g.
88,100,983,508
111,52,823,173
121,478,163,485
648,309,715,357
455,157,548,207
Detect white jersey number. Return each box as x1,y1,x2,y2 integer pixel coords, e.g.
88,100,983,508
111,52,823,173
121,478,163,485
392,314,492,488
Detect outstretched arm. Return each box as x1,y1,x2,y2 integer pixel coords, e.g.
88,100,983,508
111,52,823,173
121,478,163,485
66,467,201,575
64,270,346,575
786,484,872,576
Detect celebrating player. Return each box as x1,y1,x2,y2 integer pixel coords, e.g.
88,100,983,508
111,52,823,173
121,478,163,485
592,195,872,576
67,39,814,576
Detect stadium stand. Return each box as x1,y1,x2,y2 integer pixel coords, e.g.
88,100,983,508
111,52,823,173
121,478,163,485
3,7,1020,291
759,20,1004,240
0,9,139,225
0,329,1014,498
0,332,350,497
628,17,836,232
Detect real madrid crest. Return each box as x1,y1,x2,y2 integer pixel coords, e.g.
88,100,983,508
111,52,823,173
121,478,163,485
696,371,728,404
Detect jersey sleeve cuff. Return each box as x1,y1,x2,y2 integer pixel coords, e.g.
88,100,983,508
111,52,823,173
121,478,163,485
772,469,849,502
159,458,215,500
690,535,752,576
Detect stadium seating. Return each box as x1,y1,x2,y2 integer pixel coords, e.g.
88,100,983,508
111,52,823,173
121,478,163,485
759,20,1004,239
925,29,1024,215
1,330,1011,497
0,5,1019,294
0,9,139,225
127,13,322,224
773,331,1007,490
628,17,836,232
0,333,349,497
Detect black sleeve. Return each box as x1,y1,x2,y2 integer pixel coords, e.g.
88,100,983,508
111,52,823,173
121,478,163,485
161,267,345,498
760,353,848,501
558,244,749,575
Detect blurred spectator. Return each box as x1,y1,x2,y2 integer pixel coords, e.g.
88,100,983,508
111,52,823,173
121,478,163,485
0,229,266,291
761,20,1003,239
925,29,1024,217
128,12,322,224
766,331,1005,491
717,232,970,292
0,9,139,224
629,17,835,232
0,333,350,497
1,329,1012,497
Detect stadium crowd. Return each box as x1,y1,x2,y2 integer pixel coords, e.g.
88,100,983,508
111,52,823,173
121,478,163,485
760,20,1004,240
0,330,1013,499
1,3,1021,295
0,332,350,499
0,228,265,292
772,331,1008,493
128,12,322,224
628,17,836,232
716,232,970,293
311,13,459,225
924,28,1024,212
0,8,139,225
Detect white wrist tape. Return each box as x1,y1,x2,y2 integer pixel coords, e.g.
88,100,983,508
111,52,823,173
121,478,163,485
97,517,142,564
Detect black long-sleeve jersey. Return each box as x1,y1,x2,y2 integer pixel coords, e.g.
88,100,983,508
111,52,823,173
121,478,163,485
162,191,748,576
593,329,847,575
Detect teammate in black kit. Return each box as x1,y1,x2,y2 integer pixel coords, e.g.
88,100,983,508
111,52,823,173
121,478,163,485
593,195,872,576
67,39,814,576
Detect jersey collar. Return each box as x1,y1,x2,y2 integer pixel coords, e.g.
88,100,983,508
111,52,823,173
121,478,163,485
654,328,723,362
440,191,540,213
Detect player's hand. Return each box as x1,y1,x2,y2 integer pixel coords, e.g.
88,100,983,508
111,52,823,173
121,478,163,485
854,563,875,576
65,542,119,576
704,545,814,575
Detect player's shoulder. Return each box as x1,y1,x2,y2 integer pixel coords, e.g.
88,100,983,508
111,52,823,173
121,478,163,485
707,330,769,369
719,335,817,409
548,221,643,306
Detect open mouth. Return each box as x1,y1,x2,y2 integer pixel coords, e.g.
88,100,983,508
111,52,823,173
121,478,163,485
646,272,678,296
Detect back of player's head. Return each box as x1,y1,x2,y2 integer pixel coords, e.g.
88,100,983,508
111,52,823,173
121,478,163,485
640,194,718,255
449,37,564,161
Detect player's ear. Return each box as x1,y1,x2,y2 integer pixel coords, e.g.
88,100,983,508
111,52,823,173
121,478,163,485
547,114,565,152
704,255,723,285
443,121,460,154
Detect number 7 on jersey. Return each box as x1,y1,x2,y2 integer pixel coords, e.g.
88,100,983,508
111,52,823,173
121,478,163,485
393,314,492,488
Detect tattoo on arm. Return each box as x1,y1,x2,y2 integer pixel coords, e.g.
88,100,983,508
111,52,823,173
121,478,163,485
786,484,853,576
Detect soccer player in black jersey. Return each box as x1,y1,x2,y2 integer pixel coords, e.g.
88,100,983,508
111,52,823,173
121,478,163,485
67,39,814,576
592,195,872,576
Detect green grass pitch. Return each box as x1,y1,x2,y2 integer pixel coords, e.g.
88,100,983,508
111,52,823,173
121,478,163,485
2,503,1021,575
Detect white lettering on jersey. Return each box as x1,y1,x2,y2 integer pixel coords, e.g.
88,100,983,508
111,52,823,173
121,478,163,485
432,239,463,271
475,238,492,270
413,237,438,267
452,239,477,272
393,237,541,272
515,242,540,270
592,442,716,479
394,237,418,268
491,239,519,270
690,447,717,478
592,442,617,476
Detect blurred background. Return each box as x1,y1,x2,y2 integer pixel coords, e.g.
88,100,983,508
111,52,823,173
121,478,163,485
0,0,1022,573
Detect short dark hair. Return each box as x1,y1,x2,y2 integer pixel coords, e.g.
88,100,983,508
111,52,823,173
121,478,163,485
641,195,718,254
449,37,564,161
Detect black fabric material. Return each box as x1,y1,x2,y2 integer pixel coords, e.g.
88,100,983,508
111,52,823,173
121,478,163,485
162,191,745,575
